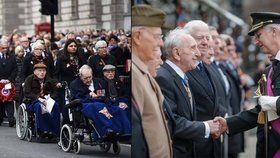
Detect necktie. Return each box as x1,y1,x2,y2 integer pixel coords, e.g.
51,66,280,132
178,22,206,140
182,77,193,113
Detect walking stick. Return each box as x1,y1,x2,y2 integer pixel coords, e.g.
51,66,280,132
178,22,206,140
254,74,268,158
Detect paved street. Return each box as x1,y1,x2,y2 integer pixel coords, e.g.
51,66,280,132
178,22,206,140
0,123,131,158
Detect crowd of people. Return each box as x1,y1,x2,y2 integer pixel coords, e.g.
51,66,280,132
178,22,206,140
0,27,131,142
132,4,280,158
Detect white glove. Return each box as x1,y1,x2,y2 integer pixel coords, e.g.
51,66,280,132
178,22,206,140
258,96,279,111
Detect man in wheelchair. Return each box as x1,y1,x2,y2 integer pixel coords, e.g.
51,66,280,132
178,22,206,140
69,65,131,141
23,63,60,141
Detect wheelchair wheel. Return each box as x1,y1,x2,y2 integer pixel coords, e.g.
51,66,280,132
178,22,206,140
73,140,81,154
99,142,111,153
60,124,73,152
26,128,32,142
16,104,28,140
113,141,121,155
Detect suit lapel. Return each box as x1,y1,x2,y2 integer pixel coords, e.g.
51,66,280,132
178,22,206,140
272,63,280,82
162,63,193,116
188,68,213,99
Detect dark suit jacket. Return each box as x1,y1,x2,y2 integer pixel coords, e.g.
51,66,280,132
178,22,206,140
0,53,17,83
156,62,205,158
69,77,103,101
219,62,244,154
187,63,227,158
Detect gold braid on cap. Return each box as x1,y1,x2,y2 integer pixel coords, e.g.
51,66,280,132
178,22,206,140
251,20,273,30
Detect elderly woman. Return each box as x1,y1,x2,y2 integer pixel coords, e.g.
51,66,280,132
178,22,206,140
23,63,60,139
88,40,116,78
21,40,54,79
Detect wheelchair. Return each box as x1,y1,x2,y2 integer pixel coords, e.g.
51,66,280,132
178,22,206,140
59,83,122,154
16,101,37,142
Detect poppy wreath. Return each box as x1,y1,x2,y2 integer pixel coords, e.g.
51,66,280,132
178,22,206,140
0,83,16,102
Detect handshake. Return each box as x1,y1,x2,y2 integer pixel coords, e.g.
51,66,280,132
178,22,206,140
206,117,228,139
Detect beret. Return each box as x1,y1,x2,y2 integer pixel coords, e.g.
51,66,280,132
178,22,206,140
132,4,166,27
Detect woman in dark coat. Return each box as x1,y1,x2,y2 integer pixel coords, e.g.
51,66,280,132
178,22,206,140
21,40,54,79
14,46,25,105
54,39,87,124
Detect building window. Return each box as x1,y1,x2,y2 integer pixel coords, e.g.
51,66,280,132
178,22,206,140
55,0,62,21
71,0,79,19
89,0,96,18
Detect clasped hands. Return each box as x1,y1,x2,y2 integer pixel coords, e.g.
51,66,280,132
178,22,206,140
206,117,228,139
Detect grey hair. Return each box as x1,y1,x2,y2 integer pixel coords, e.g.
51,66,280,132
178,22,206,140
163,28,188,58
264,24,280,31
79,64,92,76
183,20,209,34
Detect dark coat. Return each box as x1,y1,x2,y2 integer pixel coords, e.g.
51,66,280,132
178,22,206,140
187,63,228,158
15,57,24,102
54,51,86,84
21,52,54,80
156,62,205,158
87,54,116,78
23,74,58,101
69,77,102,100
0,53,17,83
219,62,244,154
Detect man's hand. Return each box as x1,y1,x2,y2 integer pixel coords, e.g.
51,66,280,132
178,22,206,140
258,96,279,111
214,116,228,134
206,120,220,139
89,92,98,98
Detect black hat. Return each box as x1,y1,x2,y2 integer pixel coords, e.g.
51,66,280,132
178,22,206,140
248,12,280,36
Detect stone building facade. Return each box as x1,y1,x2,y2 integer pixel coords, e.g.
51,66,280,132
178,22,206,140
0,0,131,35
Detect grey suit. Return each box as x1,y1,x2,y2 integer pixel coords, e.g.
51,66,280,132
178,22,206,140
156,62,205,158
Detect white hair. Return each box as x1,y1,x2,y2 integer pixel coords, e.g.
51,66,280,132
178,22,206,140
31,40,43,51
79,64,92,76
95,40,107,50
264,23,280,31
163,28,189,58
184,20,209,34
15,45,24,55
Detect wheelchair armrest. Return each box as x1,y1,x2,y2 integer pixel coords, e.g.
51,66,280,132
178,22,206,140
65,99,81,109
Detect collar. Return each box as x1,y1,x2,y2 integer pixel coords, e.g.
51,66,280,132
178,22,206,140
132,53,149,75
275,50,280,62
165,59,186,80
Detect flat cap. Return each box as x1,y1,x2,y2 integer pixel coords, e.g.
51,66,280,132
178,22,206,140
132,4,166,27
103,65,116,71
248,12,280,36
34,63,47,70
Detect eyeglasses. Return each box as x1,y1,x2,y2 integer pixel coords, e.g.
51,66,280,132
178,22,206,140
34,48,43,51
143,29,164,41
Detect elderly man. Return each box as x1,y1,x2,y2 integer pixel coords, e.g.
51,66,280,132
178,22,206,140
23,63,60,138
0,39,17,127
69,65,130,141
131,4,172,158
215,12,280,158
183,20,228,158
155,28,220,157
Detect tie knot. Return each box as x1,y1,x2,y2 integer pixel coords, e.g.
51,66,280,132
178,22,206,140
198,63,204,71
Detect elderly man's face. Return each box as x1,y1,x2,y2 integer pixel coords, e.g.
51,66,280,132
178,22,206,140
33,46,43,57
20,37,30,49
191,27,211,61
80,71,93,86
34,68,46,79
103,70,115,80
179,35,201,72
147,48,163,77
139,27,164,63
0,43,8,54
254,27,275,55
